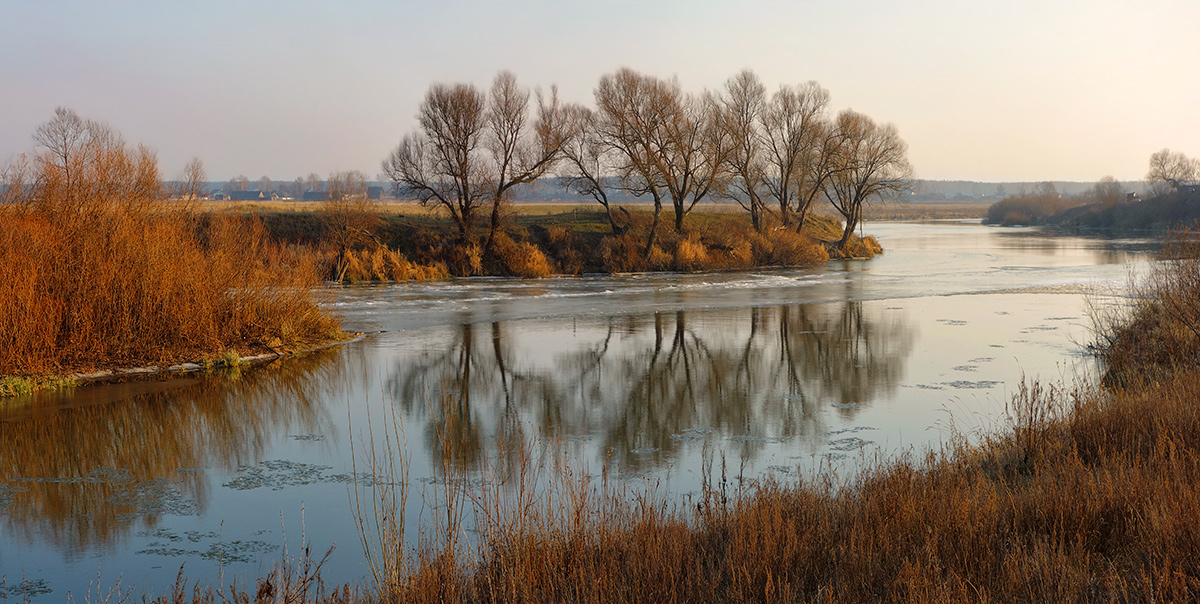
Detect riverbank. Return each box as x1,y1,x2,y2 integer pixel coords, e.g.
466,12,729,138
222,201,883,280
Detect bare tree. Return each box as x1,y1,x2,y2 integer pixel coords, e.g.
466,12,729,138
29,107,161,212
383,82,489,242
227,175,250,192
304,173,323,198
714,73,838,233
824,110,912,249
715,70,770,231
324,169,376,280
256,175,273,193
482,71,567,253
594,68,729,253
1146,148,1198,197
560,103,629,235
178,157,206,201
1090,176,1124,207
767,82,841,231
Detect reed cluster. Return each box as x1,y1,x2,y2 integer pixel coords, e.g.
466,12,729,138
0,111,341,377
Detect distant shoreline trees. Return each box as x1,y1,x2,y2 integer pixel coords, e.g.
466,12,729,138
384,68,912,256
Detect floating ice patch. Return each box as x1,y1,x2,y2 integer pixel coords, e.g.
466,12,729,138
729,435,787,443
289,433,326,442
828,437,873,451
670,428,712,443
137,539,279,564
109,477,197,516
14,467,132,485
830,401,860,409
968,357,994,363
952,365,978,372
826,426,880,436
139,528,219,543
630,447,659,456
767,465,794,474
2,578,52,599
943,380,1003,390
223,460,377,491
937,319,969,326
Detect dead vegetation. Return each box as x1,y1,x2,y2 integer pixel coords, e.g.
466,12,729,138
0,109,342,378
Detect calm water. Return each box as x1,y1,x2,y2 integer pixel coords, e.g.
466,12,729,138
0,222,1154,599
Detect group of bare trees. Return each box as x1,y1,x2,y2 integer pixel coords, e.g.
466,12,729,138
383,68,912,254
1146,148,1199,197
382,71,566,253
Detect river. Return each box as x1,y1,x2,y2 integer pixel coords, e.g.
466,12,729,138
0,221,1154,599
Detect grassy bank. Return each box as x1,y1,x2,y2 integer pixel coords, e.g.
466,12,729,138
243,202,879,281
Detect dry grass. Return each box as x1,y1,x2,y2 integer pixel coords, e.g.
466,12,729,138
332,247,449,283
1092,230,1200,388
0,125,341,378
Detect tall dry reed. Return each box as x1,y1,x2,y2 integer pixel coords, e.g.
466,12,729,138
0,110,340,376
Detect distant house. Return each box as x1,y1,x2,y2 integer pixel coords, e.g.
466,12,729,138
367,186,383,200
302,190,328,202
212,191,227,201
229,190,270,201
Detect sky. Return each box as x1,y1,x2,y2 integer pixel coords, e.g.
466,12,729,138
2,0,1198,183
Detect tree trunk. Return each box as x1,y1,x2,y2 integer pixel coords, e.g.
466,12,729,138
644,201,663,258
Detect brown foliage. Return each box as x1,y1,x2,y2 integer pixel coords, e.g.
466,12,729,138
331,247,449,283
1093,230,1200,387
0,110,340,376
489,233,554,278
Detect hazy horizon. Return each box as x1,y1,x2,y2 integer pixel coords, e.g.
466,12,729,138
3,0,1198,183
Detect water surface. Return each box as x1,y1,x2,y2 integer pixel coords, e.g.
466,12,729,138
0,221,1153,599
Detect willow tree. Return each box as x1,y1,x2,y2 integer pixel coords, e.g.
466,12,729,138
560,103,629,235
594,68,728,255
824,110,912,249
383,82,489,242
482,71,567,253
384,72,565,250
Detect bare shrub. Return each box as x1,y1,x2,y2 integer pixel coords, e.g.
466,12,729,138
0,109,340,376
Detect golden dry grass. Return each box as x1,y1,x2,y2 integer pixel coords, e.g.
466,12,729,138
0,133,341,378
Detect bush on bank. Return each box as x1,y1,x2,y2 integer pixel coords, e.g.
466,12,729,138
0,112,342,379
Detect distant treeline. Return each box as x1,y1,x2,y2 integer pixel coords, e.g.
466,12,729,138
985,149,1199,229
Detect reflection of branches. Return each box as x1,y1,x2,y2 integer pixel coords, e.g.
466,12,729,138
0,350,347,555
388,301,915,476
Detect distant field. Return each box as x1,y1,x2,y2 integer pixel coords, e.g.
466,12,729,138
864,202,988,220
200,199,988,221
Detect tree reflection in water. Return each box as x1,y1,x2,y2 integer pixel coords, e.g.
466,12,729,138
0,349,349,557
388,301,915,475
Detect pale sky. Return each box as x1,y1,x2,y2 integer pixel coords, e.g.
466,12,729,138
3,0,1198,183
